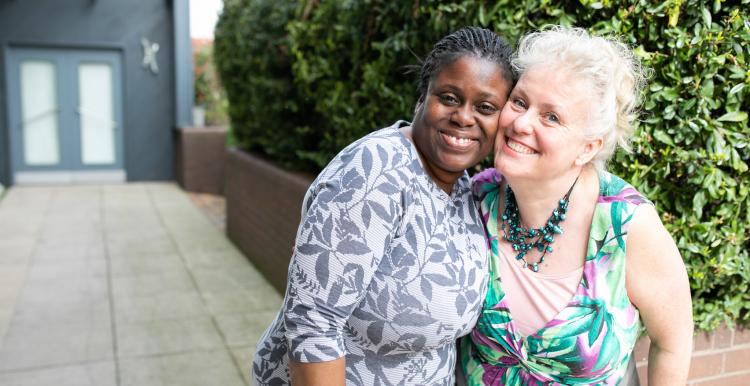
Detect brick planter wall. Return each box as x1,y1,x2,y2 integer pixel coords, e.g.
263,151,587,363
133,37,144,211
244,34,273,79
223,149,750,382
634,324,750,385
224,149,314,293
174,126,227,194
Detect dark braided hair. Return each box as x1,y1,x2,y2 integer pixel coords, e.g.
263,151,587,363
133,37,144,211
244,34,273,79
416,26,513,106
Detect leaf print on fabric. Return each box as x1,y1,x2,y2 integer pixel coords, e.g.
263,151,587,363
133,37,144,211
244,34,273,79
429,250,447,263
393,311,437,326
315,251,330,288
369,200,391,222
376,144,388,167
333,189,355,203
322,216,333,243
425,273,454,286
375,287,390,315
343,168,365,190
337,239,370,255
455,294,468,315
397,291,423,310
362,203,371,229
297,243,325,255
327,280,343,306
377,182,400,195
368,321,385,344
352,307,379,321
420,277,433,299
362,147,373,174
343,263,365,291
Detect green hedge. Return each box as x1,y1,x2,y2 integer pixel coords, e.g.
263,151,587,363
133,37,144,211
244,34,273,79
215,0,750,331
214,0,323,169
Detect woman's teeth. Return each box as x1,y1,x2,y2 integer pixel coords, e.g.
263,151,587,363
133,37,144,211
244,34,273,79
507,139,535,154
446,135,472,145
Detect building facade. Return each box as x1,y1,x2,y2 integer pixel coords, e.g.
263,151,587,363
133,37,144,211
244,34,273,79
0,0,192,185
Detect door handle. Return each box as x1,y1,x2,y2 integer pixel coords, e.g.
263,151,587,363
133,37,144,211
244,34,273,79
76,107,118,130
18,107,59,130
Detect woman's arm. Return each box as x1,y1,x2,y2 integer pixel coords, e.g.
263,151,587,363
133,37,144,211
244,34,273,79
282,140,407,385
290,357,346,386
626,204,693,385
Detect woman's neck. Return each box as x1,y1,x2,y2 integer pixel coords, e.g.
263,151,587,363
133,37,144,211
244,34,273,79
504,167,593,228
400,125,458,195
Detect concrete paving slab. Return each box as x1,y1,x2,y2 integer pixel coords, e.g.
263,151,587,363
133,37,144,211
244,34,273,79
119,349,246,386
191,266,269,294
116,317,225,358
0,320,113,371
32,239,105,262
181,247,252,271
201,288,281,315
111,270,195,298
109,253,185,276
213,310,278,348
0,183,285,385
10,295,110,327
106,237,178,259
0,360,116,386
114,290,208,324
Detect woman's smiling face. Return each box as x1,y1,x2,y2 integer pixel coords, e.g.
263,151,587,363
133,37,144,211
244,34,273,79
412,56,512,188
494,65,602,181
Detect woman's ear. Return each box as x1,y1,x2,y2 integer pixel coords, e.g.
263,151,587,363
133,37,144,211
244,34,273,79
575,137,604,166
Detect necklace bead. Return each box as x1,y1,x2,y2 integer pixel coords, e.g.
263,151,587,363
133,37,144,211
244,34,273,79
500,176,580,273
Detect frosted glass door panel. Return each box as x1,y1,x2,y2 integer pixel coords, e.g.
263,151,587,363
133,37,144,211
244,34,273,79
78,63,115,165
21,60,60,165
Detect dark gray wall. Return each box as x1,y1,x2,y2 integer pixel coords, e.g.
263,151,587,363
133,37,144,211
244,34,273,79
0,0,177,184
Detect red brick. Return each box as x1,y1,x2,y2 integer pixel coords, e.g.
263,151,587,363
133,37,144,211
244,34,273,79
634,336,651,363
636,363,648,386
689,372,750,386
693,331,714,352
725,347,750,372
734,327,750,346
688,353,724,380
714,324,733,349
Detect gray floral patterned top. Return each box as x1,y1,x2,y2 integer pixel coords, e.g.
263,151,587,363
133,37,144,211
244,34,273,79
252,121,489,386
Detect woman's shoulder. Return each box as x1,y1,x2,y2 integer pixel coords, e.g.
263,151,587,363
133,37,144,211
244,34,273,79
311,121,419,196
325,121,415,171
471,167,502,198
597,170,652,207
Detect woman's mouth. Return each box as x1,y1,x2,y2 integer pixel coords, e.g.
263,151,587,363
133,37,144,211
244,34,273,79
441,132,477,150
505,137,536,154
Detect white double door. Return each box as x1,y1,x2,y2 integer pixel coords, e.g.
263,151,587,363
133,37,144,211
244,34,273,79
7,48,124,184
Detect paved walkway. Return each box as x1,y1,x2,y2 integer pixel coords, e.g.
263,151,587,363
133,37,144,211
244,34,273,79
0,183,282,386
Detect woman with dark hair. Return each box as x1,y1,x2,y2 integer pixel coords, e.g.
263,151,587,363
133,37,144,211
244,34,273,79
459,26,693,385
252,27,514,386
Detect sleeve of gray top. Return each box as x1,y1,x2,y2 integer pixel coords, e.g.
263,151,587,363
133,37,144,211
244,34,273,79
283,139,406,362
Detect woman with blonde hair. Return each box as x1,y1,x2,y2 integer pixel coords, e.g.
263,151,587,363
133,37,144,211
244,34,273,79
460,26,693,385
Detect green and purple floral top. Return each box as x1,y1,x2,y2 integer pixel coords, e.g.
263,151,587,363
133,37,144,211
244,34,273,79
460,168,650,385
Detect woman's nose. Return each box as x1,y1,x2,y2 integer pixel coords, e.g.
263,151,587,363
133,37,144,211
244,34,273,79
451,104,476,127
511,111,534,135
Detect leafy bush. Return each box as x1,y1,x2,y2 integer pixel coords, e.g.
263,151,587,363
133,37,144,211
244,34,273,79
194,43,229,126
214,0,322,169
215,0,750,330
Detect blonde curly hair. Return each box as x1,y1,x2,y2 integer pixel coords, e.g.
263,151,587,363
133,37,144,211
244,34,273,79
512,26,647,170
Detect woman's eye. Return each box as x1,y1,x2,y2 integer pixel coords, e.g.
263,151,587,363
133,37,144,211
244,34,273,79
477,104,498,115
438,94,459,105
511,98,526,109
545,112,560,123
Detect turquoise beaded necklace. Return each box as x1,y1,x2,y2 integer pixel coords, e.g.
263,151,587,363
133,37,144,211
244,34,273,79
500,175,580,272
